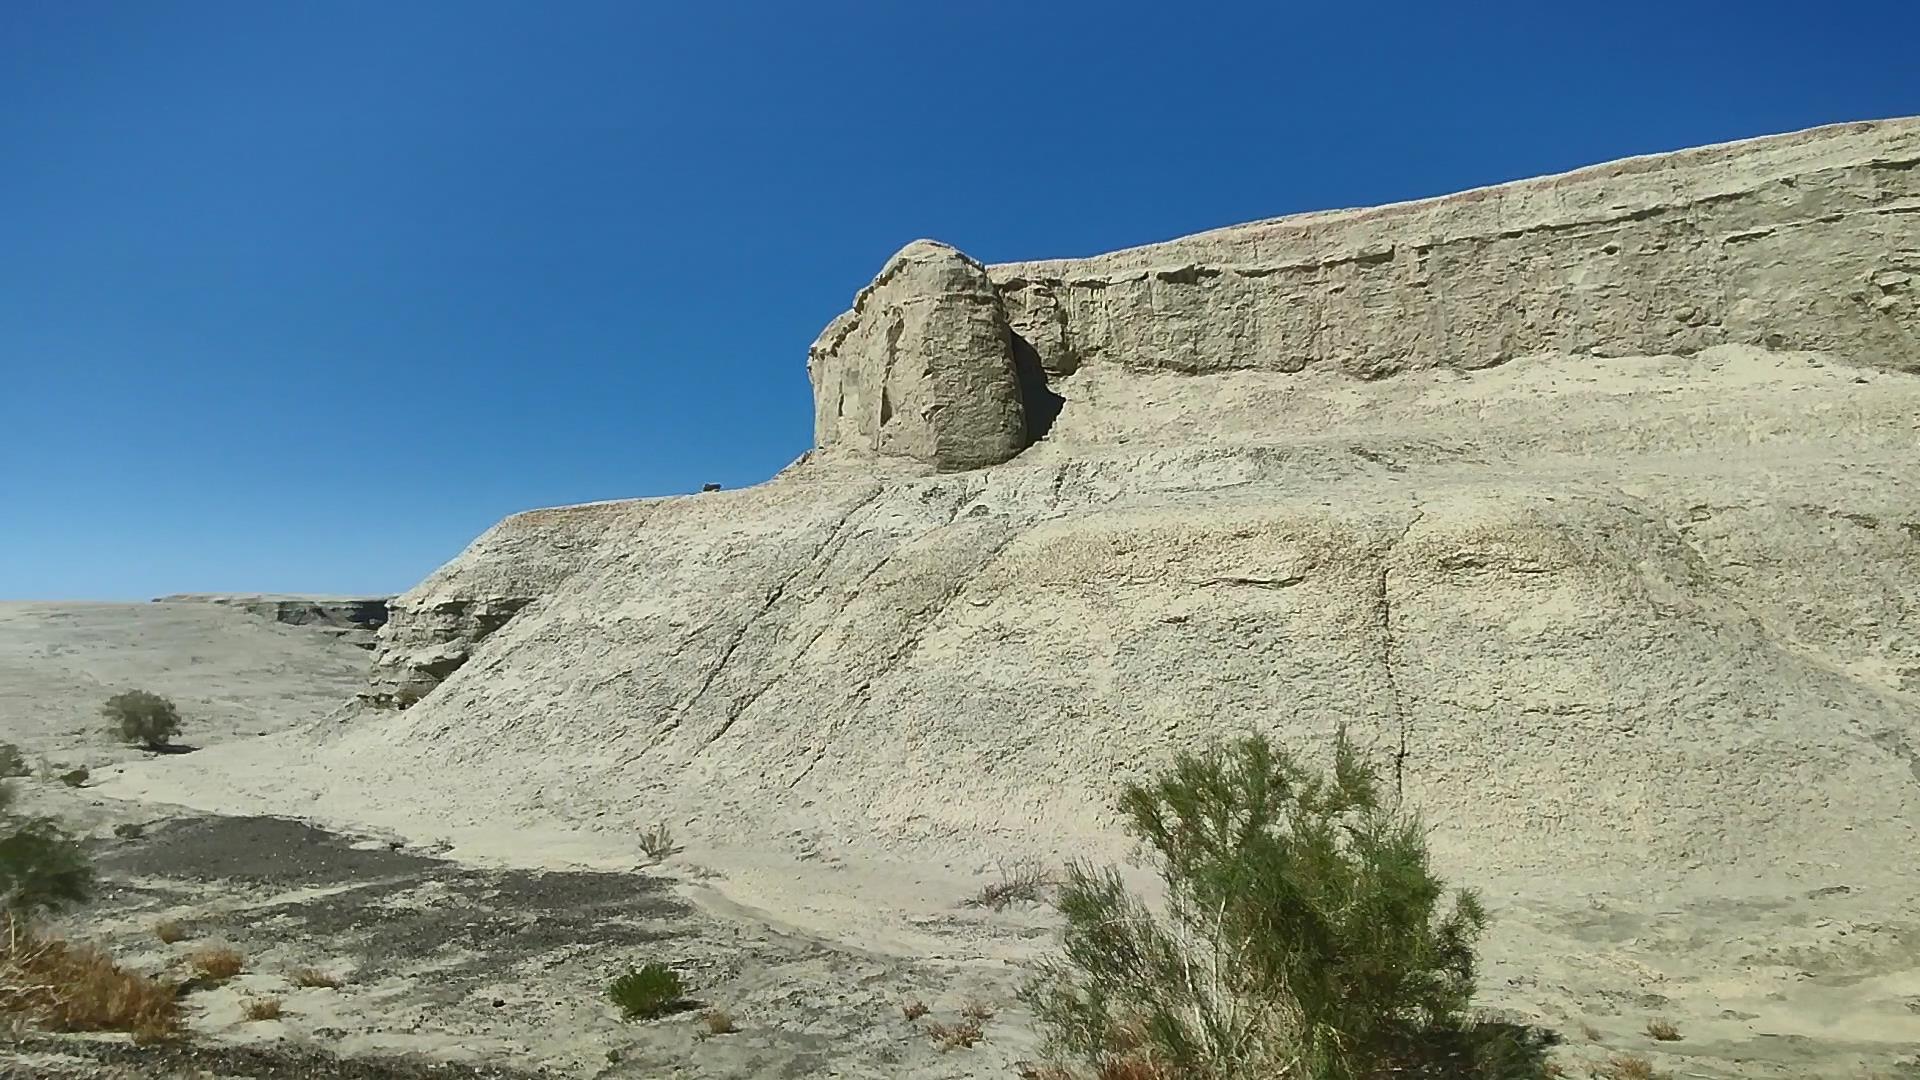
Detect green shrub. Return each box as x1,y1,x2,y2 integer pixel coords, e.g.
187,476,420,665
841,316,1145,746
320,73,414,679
0,785,93,921
0,744,28,779
1020,731,1550,1080
607,962,683,1020
102,690,182,750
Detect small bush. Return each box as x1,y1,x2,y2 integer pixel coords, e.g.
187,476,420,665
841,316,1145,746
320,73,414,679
1021,730,1552,1080
1643,1018,1681,1041
153,921,189,945
962,999,996,1021
0,930,181,1042
901,999,929,1021
964,859,1053,910
188,945,244,982
608,962,683,1019
0,806,94,920
1596,1054,1663,1080
243,997,284,1021
290,966,343,989
0,745,28,779
928,1018,984,1050
638,823,681,864
702,1008,736,1035
102,690,183,750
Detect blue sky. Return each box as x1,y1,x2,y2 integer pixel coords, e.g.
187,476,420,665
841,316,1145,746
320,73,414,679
4,1,1916,600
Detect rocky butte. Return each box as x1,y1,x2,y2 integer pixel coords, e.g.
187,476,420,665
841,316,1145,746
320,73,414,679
126,119,1920,894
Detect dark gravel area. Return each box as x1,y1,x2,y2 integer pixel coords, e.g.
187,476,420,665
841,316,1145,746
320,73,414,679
3,1035,548,1079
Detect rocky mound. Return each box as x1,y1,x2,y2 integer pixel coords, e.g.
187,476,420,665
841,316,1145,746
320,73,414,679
115,119,1920,891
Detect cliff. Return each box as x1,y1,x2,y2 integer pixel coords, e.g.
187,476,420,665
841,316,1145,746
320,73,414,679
125,120,1920,890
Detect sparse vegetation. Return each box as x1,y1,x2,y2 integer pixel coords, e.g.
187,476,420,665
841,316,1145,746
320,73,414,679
607,962,683,1019
901,999,929,1021
1020,730,1553,1080
1595,1053,1663,1080
0,930,181,1042
188,945,244,982
964,859,1053,910
290,966,343,989
243,997,284,1021
928,1017,985,1050
102,689,184,750
0,745,28,779
1643,1018,1681,1042
702,1007,736,1035
961,998,996,1021
638,822,681,864
153,920,189,945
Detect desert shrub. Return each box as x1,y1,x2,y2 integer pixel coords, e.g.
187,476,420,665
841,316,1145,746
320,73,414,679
1643,1018,1680,1041
962,998,996,1021
638,822,681,864
0,792,93,920
928,1017,985,1050
102,690,182,750
902,999,930,1020
607,962,683,1019
964,859,1054,910
1020,730,1551,1080
290,966,343,988
0,745,28,779
153,920,189,944
0,931,180,1042
242,997,284,1021
188,945,244,981
1596,1054,1663,1080
702,1007,736,1035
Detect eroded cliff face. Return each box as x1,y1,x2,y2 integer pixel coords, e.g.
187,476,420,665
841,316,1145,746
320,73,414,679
321,120,1920,885
804,118,1918,473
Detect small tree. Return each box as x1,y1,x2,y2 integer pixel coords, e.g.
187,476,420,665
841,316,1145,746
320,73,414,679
1021,731,1547,1080
102,690,182,750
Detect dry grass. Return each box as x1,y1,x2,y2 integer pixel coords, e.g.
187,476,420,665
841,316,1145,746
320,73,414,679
152,920,188,945
961,998,995,1021
1596,1053,1663,1080
927,1017,984,1050
963,859,1053,910
1643,1017,1681,1041
1099,1060,1173,1080
901,999,929,1021
0,930,181,1043
289,967,343,989
701,1008,736,1035
187,945,244,982
242,997,283,1022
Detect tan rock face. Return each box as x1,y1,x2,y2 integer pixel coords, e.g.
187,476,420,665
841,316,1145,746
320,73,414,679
225,119,1920,894
809,240,1029,471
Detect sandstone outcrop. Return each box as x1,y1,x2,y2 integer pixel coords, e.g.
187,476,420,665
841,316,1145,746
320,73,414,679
809,240,1033,471
147,120,1920,892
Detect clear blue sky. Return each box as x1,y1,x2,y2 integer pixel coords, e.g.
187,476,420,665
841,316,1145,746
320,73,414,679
4,1,1916,600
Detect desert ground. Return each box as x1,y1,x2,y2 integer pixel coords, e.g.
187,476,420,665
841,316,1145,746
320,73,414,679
0,598,1914,1079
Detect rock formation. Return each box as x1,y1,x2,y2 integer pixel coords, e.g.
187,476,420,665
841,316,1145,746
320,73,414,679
155,593,392,650
145,120,1920,890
